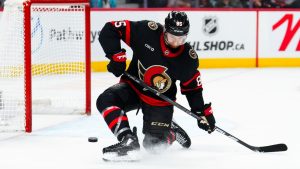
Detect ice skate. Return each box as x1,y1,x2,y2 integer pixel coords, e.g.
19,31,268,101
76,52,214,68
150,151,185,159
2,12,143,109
102,127,140,162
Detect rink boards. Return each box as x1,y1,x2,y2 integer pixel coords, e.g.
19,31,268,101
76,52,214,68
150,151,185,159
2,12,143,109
0,9,299,70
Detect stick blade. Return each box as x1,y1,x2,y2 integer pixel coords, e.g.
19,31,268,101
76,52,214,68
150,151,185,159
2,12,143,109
257,143,288,152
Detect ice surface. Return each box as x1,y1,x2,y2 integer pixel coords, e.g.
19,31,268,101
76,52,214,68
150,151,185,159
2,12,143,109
0,68,300,169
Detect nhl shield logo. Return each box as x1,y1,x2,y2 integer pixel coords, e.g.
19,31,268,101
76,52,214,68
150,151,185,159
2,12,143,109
203,16,218,36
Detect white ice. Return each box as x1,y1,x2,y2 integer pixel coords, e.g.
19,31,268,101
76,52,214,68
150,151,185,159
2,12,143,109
1,68,300,169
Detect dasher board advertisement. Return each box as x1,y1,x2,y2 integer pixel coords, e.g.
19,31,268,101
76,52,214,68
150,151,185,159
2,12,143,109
259,11,300,58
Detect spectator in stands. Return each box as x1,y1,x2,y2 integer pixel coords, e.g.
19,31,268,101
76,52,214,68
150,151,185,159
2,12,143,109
285,0,300,8
252,0,275,8
198,0,214,7
0,0,5,8
126,0,144,8
215,0,242,7
90,0,116,8
270,0,287,8
239,0,249,7
168,0,193,7
147,0,169,7
252,0,263,7
177,0,193,7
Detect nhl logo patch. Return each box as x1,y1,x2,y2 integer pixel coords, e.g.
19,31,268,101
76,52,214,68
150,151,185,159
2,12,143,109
164,50,169,56
189,49,198,59
148,21,158,30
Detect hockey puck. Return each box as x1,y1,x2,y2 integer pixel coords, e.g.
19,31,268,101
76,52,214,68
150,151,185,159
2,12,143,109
88,137,98,142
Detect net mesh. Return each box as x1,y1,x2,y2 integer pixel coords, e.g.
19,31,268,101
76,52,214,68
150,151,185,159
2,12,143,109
0,0,87,131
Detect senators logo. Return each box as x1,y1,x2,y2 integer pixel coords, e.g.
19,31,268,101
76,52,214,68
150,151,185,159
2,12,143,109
138,60,171,93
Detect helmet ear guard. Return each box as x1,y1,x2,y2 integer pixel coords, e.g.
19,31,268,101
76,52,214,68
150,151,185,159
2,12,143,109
165,11,190,36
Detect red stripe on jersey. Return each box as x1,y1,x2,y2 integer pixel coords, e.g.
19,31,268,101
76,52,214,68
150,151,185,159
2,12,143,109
181,85,203,92
102,106,120,118
125,20,131,46
108,116,128,129
182,71,201,86
120,80,173,106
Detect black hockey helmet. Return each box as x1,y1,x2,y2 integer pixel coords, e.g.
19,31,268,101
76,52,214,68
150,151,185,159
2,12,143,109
165,11,190,36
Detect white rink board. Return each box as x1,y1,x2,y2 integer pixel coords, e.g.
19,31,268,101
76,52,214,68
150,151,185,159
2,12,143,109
186,11,256,58
1,10,300,63
91,11,256,60
259,11,300,58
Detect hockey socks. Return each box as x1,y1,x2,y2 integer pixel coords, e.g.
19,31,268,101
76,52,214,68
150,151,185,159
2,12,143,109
101,106,132,141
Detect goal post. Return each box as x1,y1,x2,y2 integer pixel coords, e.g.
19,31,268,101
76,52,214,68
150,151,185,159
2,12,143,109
0,0,91,132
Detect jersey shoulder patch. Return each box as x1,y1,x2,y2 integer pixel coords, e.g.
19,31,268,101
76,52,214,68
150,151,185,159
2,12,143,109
147,21,159,30
189,48,198,59
184,43,198,59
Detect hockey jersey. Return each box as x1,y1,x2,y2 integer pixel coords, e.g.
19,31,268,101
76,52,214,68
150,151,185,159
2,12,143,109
99,20,205,112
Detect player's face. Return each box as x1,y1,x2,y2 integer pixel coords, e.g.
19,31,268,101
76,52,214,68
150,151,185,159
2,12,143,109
165,32,187,48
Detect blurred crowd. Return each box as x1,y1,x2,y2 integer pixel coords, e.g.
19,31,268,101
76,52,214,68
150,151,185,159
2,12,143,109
90,0,300,8
0,0,299,8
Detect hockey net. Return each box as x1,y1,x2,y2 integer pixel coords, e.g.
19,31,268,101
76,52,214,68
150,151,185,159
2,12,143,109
0,0,91,132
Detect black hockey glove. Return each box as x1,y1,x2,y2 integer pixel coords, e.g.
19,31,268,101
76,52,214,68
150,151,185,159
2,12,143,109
196,103,216,134
107,49,127,77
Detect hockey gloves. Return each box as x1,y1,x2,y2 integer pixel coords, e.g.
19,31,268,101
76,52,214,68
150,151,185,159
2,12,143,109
197,103,216,134
107,49,127,77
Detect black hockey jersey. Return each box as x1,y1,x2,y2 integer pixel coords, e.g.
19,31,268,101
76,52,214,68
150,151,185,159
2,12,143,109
99,20,205,112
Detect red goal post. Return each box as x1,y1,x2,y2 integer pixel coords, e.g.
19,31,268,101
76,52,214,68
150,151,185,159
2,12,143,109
0,0,91,132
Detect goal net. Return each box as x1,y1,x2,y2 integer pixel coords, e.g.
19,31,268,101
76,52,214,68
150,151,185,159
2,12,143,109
0,0,91,132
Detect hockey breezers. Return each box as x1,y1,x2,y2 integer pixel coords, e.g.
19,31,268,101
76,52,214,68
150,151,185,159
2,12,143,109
124,72,288,153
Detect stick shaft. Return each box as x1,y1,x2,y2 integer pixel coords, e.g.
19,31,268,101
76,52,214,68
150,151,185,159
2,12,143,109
124,72,287,152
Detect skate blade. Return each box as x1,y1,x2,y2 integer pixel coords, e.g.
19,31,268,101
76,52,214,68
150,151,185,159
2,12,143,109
102,151,141,162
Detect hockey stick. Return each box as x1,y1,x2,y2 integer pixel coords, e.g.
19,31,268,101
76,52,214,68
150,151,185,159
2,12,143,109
124,72,287,153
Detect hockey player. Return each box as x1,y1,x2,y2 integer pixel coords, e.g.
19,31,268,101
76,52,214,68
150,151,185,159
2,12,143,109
97,11,216,160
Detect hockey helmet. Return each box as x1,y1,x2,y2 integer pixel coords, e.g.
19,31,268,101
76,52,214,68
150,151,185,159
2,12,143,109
165,11,190,36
